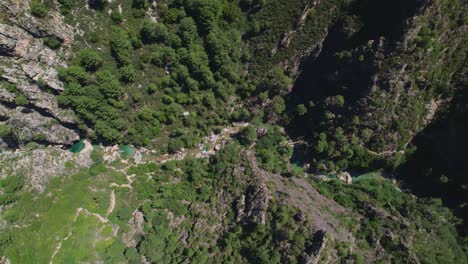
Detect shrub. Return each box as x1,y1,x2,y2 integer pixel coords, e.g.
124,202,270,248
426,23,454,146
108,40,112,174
30,0,49,18
147,83,158,94
0,125,14,139
14,95,29,106
110,10,123,23
296,104,307,115
58,0,72,14
43,36,62,50
168,138,184,153
132,0,149,10
89,0,107,10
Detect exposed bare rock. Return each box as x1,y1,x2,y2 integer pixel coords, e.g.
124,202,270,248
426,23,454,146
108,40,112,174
122,210,145,247
242,183,271,224
1,0,74,45
0,106,79,145
0,1,79,148
0,25,67,92
0,87,15,103
337,171,353,184
0,24,22,56
300,230,328,264
235,194,246,222
0,141,93,192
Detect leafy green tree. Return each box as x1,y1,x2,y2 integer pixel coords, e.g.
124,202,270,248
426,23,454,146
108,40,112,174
140,20,169,43
94,120,121,143
271,96,285,114
120,65,136,83
79,49,102,71
296,104,307,115
238,126,257,146
178,17,198,45
186,0,222,34
96,70,123,99
223,2,241,22
58,66,90,85
151,46,177,67
205,31,231,69
240,0,266,9
110,27,132,66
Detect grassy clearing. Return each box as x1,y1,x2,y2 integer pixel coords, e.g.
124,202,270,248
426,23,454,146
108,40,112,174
53,213,115,263
0,165,126,263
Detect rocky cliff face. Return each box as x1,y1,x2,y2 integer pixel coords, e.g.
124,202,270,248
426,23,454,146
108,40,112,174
0,0,79,149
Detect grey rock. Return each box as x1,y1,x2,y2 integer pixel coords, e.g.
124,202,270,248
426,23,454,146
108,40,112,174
0,24,22,55
2,0,74,45
2,107,79,145
300,230,328,264
337,171,353,184
0,2,80,148
242,183,271,225
0,141,93,192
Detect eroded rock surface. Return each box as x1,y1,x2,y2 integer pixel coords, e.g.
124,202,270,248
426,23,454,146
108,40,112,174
0,0,79,148
0,141,93,192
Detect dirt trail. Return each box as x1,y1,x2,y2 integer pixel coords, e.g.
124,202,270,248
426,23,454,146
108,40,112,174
106,190,115,217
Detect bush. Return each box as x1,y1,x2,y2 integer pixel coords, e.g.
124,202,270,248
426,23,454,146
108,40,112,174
14,95,29,106
0,125,15,140
58,0,72,14
30,0,49,18
43,36,62,50
296,104,307,115
168,138,184,154
110,10,123,23
271,96,285,114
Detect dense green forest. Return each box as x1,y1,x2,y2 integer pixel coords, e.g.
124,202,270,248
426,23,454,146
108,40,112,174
0,0,467,263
